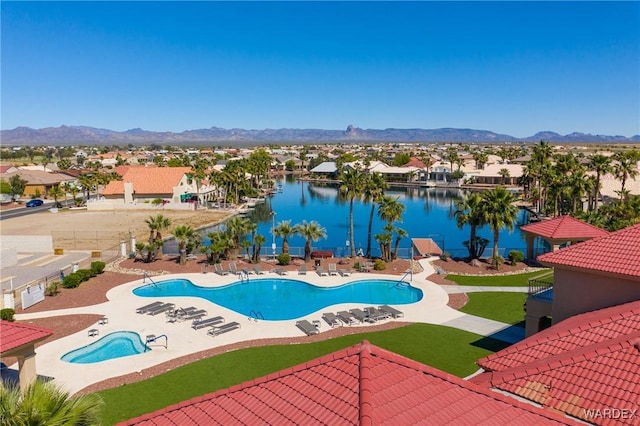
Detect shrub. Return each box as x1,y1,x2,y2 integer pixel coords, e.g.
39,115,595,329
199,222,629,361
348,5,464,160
91,261,106,274
152,198,163,206
62,273,82,288
75,269,93,281
492,255,505,270
1,308,15,322
276,253,291,266
440,252,451,262
374,259,386,271
507,250,524,265
46,281,60,296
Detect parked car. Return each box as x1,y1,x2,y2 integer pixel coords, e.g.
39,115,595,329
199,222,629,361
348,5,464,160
25,199,44,207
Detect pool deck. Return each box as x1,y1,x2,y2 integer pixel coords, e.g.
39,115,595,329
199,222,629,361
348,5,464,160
13,257,524,395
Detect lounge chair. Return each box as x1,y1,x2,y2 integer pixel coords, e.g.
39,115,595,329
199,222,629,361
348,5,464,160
296,319,320,336
298,263,307,275
136,301,164,314
328,263,339,276
207,321,241,337
350,308,376,323
214,263,230,276
273,268,288,276
322,312,341,328
365,306,391,321
316,266,328,277
147,303,176,316
378,305,404,319
192,316,225,330
337,310,358,326
254,265,266,275
228,262,239,275
359,262,373,273
339,269,351,277
180,309,208,321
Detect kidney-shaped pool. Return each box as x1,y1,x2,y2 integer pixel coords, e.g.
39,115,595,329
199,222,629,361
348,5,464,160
61,331,149,364
133,278,422,321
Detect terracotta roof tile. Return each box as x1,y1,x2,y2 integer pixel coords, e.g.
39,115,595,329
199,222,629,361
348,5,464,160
121,341,575,425
537,223,640,278
521,215,609,240
103,166,192,196
0,320,53,354
472,301,640,425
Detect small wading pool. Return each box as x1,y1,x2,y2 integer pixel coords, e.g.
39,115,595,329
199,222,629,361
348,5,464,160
134,278,423,320
61,331,149,364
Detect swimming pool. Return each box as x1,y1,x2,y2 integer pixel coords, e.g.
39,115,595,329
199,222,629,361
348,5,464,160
133,278,422,320
61,331,149,364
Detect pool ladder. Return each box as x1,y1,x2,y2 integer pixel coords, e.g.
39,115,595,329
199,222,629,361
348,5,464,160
143,272,158,287
249,310,264,322
396,270,413,287
238,270,250,283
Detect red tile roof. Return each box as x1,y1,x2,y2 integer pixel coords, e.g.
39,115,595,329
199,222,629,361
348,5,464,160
537,223,640,278
103,166,192,196
121,341,575,425
472,301,640,425
520,215,609,240
403,157,426,168
0,320,53,354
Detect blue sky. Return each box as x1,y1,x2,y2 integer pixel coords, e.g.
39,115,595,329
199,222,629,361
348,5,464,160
2,1,639,137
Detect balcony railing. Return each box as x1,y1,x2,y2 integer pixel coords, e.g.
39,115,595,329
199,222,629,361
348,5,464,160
528,275,554,302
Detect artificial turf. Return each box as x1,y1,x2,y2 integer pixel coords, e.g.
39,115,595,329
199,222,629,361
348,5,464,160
96,323,510,424
445,270,552,287
459,291,528,325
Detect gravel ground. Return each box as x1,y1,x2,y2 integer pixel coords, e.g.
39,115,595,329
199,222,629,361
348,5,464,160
13,255,525,395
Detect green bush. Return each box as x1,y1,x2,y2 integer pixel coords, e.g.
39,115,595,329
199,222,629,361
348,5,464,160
62,273,82,288
91,261,106,274
75,269,93,281
507,250,524,265
492,255,505,270
46,281,60,296
276,253,291,266
440,252,451,261
374,259,386,271
1,308,15,322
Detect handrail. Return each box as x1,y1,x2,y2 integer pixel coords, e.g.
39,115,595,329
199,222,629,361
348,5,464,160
143,273,158,287
145,334,168,350
249,310,264,321
397,270,412,286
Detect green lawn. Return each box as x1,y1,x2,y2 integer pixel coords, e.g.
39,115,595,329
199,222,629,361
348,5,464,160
97,324,510,425
446,270,552,287
460,292,528,325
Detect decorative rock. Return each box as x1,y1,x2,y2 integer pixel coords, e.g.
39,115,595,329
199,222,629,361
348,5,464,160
470,259,482,268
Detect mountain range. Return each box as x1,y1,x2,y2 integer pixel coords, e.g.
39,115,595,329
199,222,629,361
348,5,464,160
2,125,639,146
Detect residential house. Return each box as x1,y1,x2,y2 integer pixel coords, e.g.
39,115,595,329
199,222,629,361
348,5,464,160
1,170,76,199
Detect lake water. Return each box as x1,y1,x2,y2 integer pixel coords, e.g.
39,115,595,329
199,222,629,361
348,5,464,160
228,175,533,259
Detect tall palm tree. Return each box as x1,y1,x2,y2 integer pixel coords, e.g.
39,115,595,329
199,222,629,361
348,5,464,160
273,220,297,254
362,172,388,258
173,224,196,265
339,168,367,257
48,185,64,207
587,154,612,212
378,195,405,226
0,380,103,425
612,150,640,200
225,216,251,259
454,192,487,259
392,227,408,260
294,220,327,262
481,186,518,269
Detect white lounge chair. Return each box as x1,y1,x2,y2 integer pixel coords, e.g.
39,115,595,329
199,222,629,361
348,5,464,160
316,266,329,277
214,264,229,276
339,269,351,277
298,263,307,275
328,263,339,276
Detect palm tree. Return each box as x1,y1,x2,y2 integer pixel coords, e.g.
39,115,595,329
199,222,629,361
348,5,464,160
454,193,487,259
339,168,367,257
145,214,172,258
587,154,612,212
392,227,408,260
225,216,251,259
378,195,405,226
294,220,327,262
273,220,297,254
612,150,640,200
252,234,266,263
48,185,64,207
0,380,102,425
481,186,518,269
362,172,388,258
173,225,196,265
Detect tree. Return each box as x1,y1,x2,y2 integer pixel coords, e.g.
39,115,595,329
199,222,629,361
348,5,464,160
8,175,27,200
362,172,388,258
145,214,172,258
498,168,510,185
294,220,327,261
48,185,64,207
339,168,367,257
454,192,487,259
0,380,102,425
481,186,519,269
612,150,640,200
392,153,411,167
173,225,196,265
225,216,251,259
273,220,297,254
587,154,612,212
391,227,408,260
377,196,405,262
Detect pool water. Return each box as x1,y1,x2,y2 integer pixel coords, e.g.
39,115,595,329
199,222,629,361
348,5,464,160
133,278,422,320
61,331,149,364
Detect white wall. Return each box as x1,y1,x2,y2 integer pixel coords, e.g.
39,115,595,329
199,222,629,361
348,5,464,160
1,236,53,253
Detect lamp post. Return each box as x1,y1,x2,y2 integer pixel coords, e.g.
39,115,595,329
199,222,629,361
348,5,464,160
271,211,277,260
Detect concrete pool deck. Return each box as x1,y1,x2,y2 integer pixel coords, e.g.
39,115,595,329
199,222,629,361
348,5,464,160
13,257,524,395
